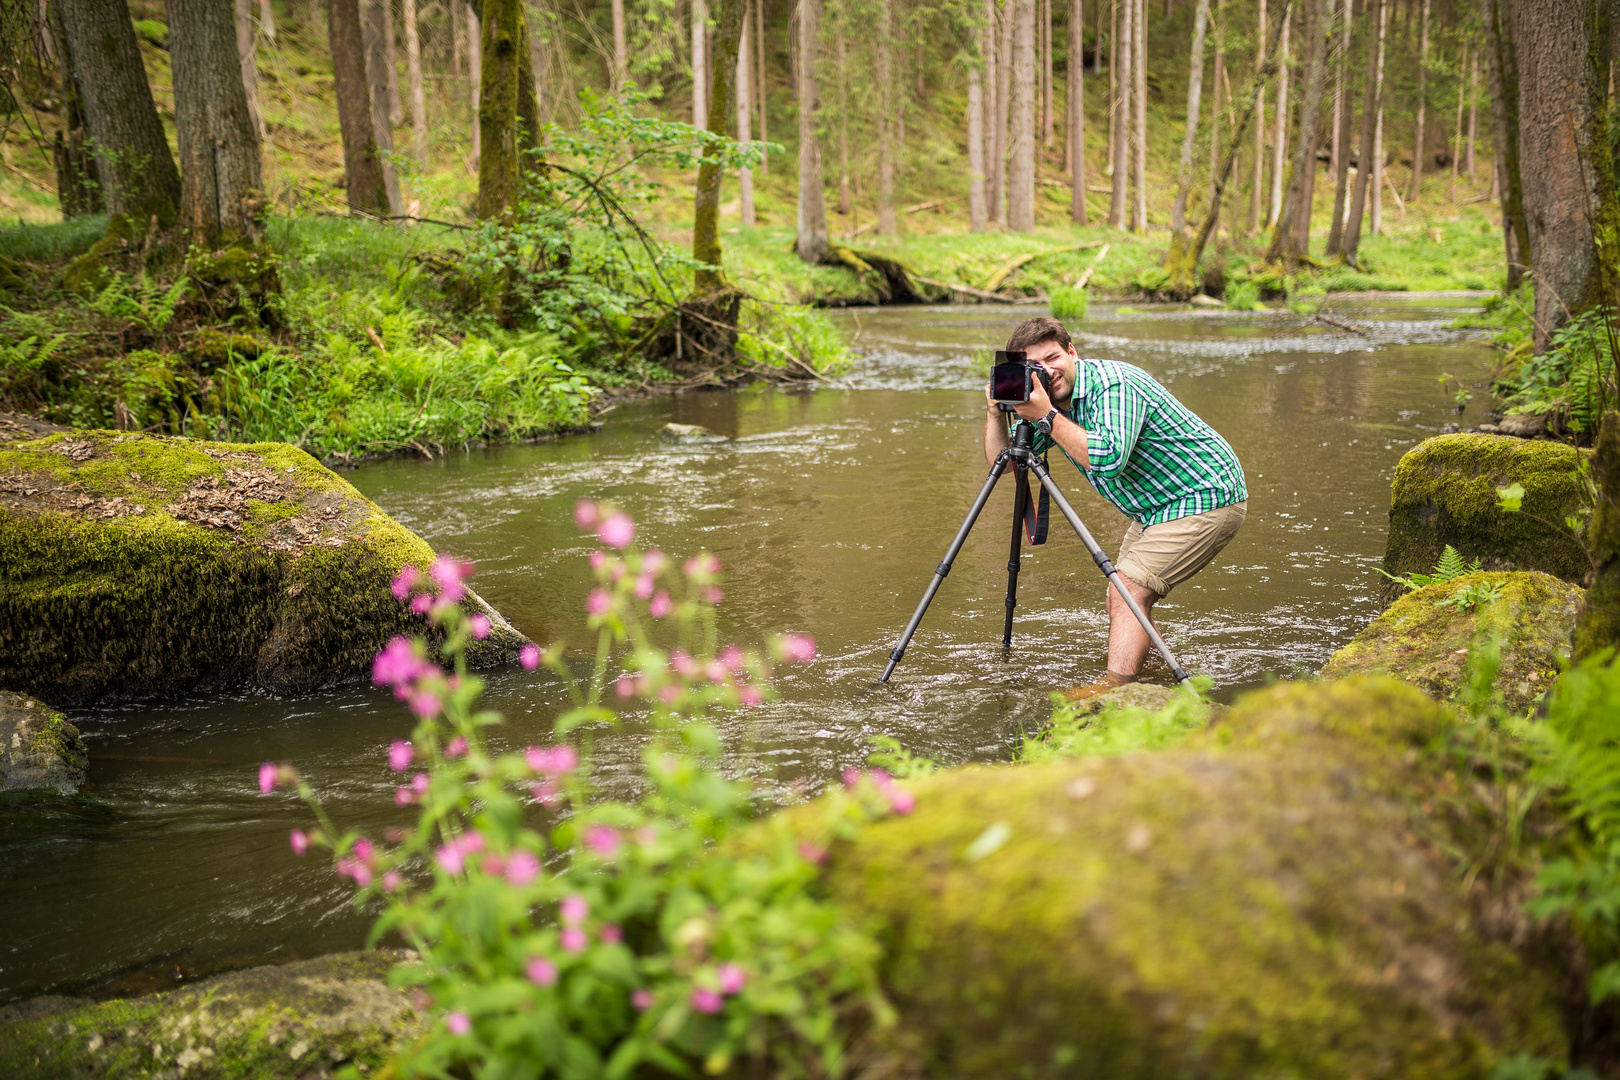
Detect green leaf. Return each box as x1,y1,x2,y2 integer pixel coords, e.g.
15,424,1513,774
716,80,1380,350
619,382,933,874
963,822,1012,863
1497,482,1526,512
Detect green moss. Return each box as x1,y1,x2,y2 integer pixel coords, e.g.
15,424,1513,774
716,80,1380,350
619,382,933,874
1383,434,1593,604
809,678,1568,1078
189,329,261,373
0,951,420,1079
1575,412,1620,660
1324,571,1582,713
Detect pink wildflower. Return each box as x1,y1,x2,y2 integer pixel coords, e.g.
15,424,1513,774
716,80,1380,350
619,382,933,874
446,1012,471,1036
390,565,419,601
634,572,655,599
395,786,416,807
409,988,434,1011
719,646,745,672
430,554,473,603
560,927,588,953
659,684,679,703
616,675,635,698
632,989,654,1011
599,924,623,944
589,550,607,570
409,691,441,720
886,787,916,815
738,685,763,707
519,643,541,670
842,768,862,790
530,781,559,806
718,964,747,995
779,634,817,664
574,500,600,529
705,661,728,683
445,736,468,758
597,512,635,549
649,591,672,618
410,594,433,615
703,587,724,604
469,614,491,640
505,851,540,885
524,746,554,773
411,772,430,797
684,553,720,578
586,588,612,616
551,745,579,774
481,854,507,877
353,838,374,862
671,650,699,678
289,829,310,855
584,825,621,858
382,871,403,892
258,762,278,793
559,894,589,924
797,842,827,864
388,740,414,772
372,637,424,690
691,987,723,1014
643,549,665,573
526,957,558,987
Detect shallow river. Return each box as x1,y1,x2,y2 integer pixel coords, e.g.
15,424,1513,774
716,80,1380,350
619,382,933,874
1,297,1499,1003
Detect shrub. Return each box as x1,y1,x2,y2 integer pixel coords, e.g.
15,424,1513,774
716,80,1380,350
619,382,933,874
1049,283,1089,322
1224,279,1263,312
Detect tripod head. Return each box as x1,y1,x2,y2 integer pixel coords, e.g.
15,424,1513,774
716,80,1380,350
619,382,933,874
995,408,1039,462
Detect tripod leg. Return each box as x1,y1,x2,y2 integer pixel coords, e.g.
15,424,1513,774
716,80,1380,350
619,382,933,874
1002,466,1029,646
1026,457,1193,685
879,452,1012,683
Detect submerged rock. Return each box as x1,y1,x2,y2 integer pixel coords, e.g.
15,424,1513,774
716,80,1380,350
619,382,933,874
1322,571,1580,713
0,691,87,793
0,951,419,1079
1382,433,1591,604
0,431,527,705
658,422,729,445
815,678,1570,1076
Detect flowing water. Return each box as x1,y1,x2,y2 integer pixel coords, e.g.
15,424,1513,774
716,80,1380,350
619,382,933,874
0,296,1500,1003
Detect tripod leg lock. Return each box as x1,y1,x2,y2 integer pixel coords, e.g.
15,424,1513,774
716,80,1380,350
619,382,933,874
889,646,906,663
936,561,953,577
1092,552,1115,575
1006,559,1021,574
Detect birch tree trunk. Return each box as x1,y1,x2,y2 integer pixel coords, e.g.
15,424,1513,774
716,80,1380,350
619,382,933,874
737,11,754,226
1170,0,1211,238
172,0,265,248
1266,0,1329,265
1108,0,1131,225
1070,0,1088,223
1482,0,1527,288
404,0,427,167
612,0,627,88
259,0,276,39
693,0,709,130
235,0,267,138
1325,0,1351,254
1248,0,1266,231
970,63,989,229
1405,0,1428,199
877,0,896,235
1370,99,1384,234
795,0,830,262
1131,0,1146,231
692,0,747,293
1515,0,1620,350
468,1,482,168
1267,4,1289,224
363,0,403,213
329,0,391,213
1342,0,1384,266
1009,0,1037,229
997,0,1014,221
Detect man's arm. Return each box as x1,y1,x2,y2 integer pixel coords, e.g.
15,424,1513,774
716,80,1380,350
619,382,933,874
983,387,1011,467
992,380,1092,465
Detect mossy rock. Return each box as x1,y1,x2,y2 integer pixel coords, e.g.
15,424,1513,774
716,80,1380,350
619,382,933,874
814,678,1569,1077
1575,411,1620,661
1322,571,1581,713
0,430,528,705
1382,434,1591,605
188,329,261,372
0,951,420,1079
0,690,86,793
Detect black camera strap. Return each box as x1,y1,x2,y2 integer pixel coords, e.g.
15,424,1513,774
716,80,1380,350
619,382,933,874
1022,457,1051,545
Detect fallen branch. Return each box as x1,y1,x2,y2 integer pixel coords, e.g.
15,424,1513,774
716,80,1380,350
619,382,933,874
1312,311,1370,335
911,274,1045,304
1382,170,1406,219
981,241,1105,292
839,197,963,239
1073,243,1111,290
1,160,54,195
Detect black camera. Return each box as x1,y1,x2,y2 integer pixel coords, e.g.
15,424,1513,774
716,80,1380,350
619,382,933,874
990,351,1053,404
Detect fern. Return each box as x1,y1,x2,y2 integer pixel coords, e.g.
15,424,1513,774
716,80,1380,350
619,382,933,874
1379,544,1482,590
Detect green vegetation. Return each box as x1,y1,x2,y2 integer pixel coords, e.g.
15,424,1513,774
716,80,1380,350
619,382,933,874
1382,542,1483,591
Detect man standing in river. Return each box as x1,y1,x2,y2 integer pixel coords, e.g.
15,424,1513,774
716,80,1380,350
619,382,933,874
985,317,1247,695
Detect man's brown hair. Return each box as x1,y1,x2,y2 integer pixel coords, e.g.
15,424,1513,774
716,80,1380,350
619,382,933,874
1005,316,1074,355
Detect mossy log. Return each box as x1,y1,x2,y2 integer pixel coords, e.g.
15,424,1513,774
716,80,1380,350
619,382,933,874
815,678,1572,1077
0,430,527,705
0,951,419,1080
1382,433,1593,606
1323,571,1581,713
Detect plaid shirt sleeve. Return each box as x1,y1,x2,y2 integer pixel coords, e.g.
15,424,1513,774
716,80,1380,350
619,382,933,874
1082,375,1147,478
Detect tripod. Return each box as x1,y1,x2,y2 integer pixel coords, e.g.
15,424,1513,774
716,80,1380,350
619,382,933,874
878,414,1191,685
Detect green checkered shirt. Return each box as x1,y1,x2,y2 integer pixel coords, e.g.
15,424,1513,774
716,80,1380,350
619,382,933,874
1024,358,1247,526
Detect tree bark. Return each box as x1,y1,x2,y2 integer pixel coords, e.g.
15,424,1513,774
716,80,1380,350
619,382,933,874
1170,0,1212,238
1465,48,1477,174
468,1,482,168
235,0,267,138
997,0,1014,221
1106,0,1116,177
1205,0,1224,214
1042,0,1054,147
57,0,181,230
612,0,627,88
171,0,265,248
404,0,427,166
1070,0,1088,223
970,62,989,229
1109,0,1131,225
1405,0,1428,199
1248,0,1266,231
1131,0,1146,230
1267,3,1289,224
1010,0,1037,229
49,3,103,219
329,0,391,213
1481,0,1528,289
1452,42,1465,197
1266,0,1328,265
737,9,754,226
385,0,404,126
837,19,851,214
1325,0,1351,254
363,0,403,214
878,0,896,234
795,0,830,261
1515,0,1620,349
693,0,709,130
1370,97,1384,234
755,0,767,175
1341,0,1383,266
475,0,541,221
693,0,746,292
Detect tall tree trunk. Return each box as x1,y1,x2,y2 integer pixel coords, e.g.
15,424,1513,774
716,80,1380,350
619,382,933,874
1010,0,1037,229
1042,0,1054,147
1452,42,1466,201
259,0,276,39
1342,0,1383,266
795,0,830,261
755,0,767,175
982,0,998,221
1482,0,1528,287
1070,0,1088,223
385,0,404,126
330,0,391,212
693,0,709,130
364,0,403,214
1465,49,1478,174
1248,0,1266,231
1106,0,1115,175
693,0,746,292
57,0,181,231
526,3,546,122
452,0,463,77
1131,0,1146,230
612,0,627,88
837,21,851,214
997,0,1014,221
476,0,541,221
1516,0,1620,350
1109,0,1130,224
467,1,481,169
970,63,989,229
50,6,104,220
877,0,896,235
1370,98,1384,233
1206,0,1224,213
404,0,427,167
171,0,265,247
1266,0,1328,265
236,0,267,138
1267,3,1289,224
737,9,754,226
1325,0,1352,254
1170,0,1212,239
1406,0,1429,199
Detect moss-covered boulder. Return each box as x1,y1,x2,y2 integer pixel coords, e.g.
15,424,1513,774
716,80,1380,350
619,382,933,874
0,951,419,1079
1323,571,1581,713
1575,411,1620,660
0,430,527,705
1383,433,1592,605
817,678,1570,1077
0,691,86,793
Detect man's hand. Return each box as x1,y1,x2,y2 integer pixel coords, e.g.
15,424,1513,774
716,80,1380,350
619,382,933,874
1009,376,1055,422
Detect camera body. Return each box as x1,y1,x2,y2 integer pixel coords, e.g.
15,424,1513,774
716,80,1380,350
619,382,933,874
990,351,1053,405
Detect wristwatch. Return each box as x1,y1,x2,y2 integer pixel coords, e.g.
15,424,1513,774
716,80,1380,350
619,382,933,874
1036,408,1059,435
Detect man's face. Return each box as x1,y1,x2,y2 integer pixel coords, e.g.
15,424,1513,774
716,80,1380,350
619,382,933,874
1024,338,1079,404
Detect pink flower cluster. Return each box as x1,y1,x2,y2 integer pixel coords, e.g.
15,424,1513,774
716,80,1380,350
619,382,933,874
392,555,477,614
336,837,379,886
372,636,446,719
691,963,748,1014
525,743,577,805
843,767,916,815
435,831,487,875
258,762,296,793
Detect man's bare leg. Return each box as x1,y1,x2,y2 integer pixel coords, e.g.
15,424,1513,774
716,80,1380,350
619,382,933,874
1105,576,1161,679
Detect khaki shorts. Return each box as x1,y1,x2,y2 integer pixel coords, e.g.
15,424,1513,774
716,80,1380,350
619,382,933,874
1115,502,1247,597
